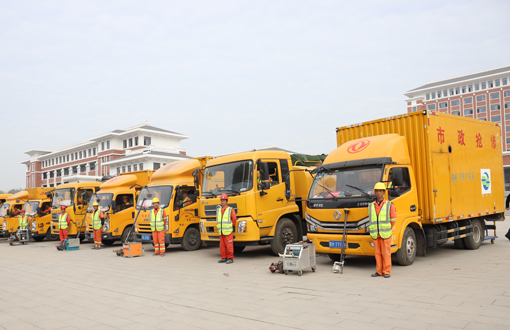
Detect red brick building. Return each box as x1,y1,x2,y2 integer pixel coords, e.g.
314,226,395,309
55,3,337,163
22,122,189,188
404,65,510,191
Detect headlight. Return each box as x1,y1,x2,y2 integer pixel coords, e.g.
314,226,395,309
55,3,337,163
31,221,37,231
135,225,138,233
307,222,318,232
103,218,110,231
200,222,205,233
2,222,6,230
164,216,169,232
237,220,247,233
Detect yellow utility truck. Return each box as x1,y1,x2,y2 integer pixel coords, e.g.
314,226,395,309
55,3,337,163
199,150,317,255
0,191,27,238
50,181,102,239
305,111,505,265
134,157,210,251
0,194,10,206
22,188,55,241
85,170,154,245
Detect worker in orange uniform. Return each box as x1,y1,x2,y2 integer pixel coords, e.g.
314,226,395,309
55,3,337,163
90,202,105,250
369,182,397,278
150,197,167,256
182,191,192,207
57,206,70,251
217,193,237,264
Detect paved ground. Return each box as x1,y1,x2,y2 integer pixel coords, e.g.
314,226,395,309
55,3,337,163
1,218,510,330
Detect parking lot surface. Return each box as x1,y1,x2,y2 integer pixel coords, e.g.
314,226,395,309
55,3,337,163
1,219,510,330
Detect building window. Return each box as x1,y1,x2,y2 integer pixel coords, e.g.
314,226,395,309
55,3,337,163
491,115,501,122
479,117,486,121
43,172,47,179
412,106,417,112
503,78,508,86
122,166,126,173
101,142,105,151
449,88,454,96
431,92,436,99
482,82,486,89
123,140,127,148
57,170,61,177
64,168,69,176
153,163,161,170
52,159,54,166
504,90,510,97
90,162,96,171
88,149,91,157
79,151,82,159
463,97,472,104
133,164,138,171
129,138,133,147
107,141,110,149
451,99,460,106
476,95,486,102
67,155,69,162
490,92,499,100
462,86,466,93
128,165,132,172
93,148,96,155
507,126,510,132
455,87,460,95
139,163,143,170
468,85,473,92
437,91,441,98
475,83,479,91
477,106,487,113
80,165,86,173
75,152,78,160
495,79,500,87
427,104,436,110
443,89,447,97
117,167,120,174
491,104,501,111
426,93,430,100
464,108,473,115
489,81,493,88
59,157,62,163
505,102,510,109
451,110,460,116
135,137,139,146
439,102,448,109
50,171,54,178
144,136,151,146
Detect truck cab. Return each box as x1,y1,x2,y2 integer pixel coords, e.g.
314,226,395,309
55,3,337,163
199,150,316,255
20,188,56,241
85,170,154,245
135,157,210,251
1,191,30,238
50,182,102,238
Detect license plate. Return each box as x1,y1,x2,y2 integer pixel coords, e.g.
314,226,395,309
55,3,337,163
142,235,150,241
329,240,345,248
87,233,93,238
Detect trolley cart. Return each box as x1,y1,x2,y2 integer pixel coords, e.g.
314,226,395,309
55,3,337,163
279,242,316,276
9,229,30,246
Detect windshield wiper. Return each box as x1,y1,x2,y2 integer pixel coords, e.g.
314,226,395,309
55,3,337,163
202,191,217,198
317,184,338,201
220,189,240,196
345,185,372,198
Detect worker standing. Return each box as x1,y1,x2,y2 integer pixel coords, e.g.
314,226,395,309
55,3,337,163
57,206,70,251
91,202,105,250
217,193,237,264
369,182,397,278
18,209,28,230
150,198,167,256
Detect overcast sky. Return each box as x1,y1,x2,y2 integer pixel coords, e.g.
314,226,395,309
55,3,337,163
1,0,509,191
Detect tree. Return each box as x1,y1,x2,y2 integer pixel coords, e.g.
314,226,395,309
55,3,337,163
7,188,23,194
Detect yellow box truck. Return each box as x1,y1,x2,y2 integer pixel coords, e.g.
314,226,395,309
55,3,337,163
0,191,28,238
134,157,210,251
85,170,154,245
50,181,102,239
305,111,505,265
199,150,317,255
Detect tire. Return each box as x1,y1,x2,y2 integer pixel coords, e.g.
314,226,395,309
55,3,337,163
270,218,298,256
181,227,201,251
396,227,417,266
45,228,59,241
233,246,246,254
328,253,341,262
464,219,484,250
102,239,115,246
454,238,466,249
33,236,44,242
121,226,136,244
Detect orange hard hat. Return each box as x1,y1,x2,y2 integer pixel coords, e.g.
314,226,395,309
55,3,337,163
21,209,25,213
61,205,66,210
220,193,228,200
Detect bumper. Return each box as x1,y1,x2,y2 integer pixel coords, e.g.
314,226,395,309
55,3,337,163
0,230,9,238
135,233,181,245
29,231,46,238
308,233,377,256
85,232,121,241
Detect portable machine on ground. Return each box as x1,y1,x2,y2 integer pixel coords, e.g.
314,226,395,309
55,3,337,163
305,111,505,266
280,242,316,276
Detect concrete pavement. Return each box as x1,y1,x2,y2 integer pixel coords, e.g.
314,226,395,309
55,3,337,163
1,219,510,330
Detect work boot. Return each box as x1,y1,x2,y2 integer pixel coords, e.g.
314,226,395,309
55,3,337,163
371,273,381,277
91,245,97,250
153,253,159,256
226,258,233,264
218,258,227,263
160,254,165,257
383,274,391,278
97,245,101,250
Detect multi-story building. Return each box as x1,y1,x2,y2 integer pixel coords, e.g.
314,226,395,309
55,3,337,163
22,122,190,188
404,65,510,191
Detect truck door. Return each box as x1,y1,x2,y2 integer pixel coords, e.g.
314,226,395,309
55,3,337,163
173,186,198,236
432,153,452,219
255,160,286,229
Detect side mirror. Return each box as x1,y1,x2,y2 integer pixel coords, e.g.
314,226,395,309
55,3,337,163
284,174,290,191
112,201,117,212
259,162,269,182
390,168,404,186
177,189,183,201
260,181,270,190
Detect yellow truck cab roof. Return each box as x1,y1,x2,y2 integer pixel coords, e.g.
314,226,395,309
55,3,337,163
7,190,28,202
206,150,290,167
326,134,410,166
54,181,102,190
150,157,210,186
99,170,154,193
0,194,12,201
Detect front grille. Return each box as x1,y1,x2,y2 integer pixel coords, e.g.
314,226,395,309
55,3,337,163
52,213,59,220
206,227,217,233
204,203,238,217
138,223,152,233
208,236,220,239
306,213,370,232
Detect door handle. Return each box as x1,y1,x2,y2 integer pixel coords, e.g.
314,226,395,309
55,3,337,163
276,198,284,202
433,189,437,197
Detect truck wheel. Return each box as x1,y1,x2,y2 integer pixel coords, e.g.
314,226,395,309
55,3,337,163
270,218,298,256
121,226,136,243
181,227,201,251
102,239,115,246
328,254,341,262
454,238,466,249
464,219,484,250
234,246,246,253
396,227,416,266
45,228,59,241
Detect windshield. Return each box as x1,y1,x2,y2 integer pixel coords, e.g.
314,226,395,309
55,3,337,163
202,160,253,195
309,166,382,199
0,204,9,217
52,188,75,208
136,186,173,210
23,201,40,216
87,194,113,213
